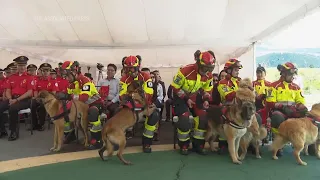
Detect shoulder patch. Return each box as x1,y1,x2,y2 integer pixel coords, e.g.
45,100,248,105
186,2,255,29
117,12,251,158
147,81,153,88
174,75,183,85
82,85,90,91
300,91,304,98
209,80,213,87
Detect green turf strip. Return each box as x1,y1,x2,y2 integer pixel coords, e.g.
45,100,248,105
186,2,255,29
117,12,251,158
1,147,320,180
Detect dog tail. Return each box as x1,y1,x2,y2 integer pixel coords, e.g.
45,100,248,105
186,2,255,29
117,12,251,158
258,127,268,140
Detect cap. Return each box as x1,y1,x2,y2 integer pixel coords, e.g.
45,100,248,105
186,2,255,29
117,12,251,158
50,69,57,74
27,64,38,70
8,62,17,70
39,63,52,70
13,56,29,65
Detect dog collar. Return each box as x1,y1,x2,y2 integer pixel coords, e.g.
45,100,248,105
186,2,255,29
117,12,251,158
307,114,320,128
221,108,246,129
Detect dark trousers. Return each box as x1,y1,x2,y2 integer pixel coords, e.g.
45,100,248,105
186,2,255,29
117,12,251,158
106,101,119,118
0,98,31,132
165,99,173,119
31,99,46,127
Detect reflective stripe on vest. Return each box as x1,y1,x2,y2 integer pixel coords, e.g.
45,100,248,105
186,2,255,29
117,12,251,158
275,101,296,106
193,129,205,140
177,129,190,141
64,122,73,132
143,129,154,138
90,124,102,132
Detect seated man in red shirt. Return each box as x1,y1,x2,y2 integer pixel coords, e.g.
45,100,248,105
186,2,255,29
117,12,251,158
0,56,34,141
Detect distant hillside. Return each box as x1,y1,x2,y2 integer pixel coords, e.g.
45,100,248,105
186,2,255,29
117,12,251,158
256,52,320,68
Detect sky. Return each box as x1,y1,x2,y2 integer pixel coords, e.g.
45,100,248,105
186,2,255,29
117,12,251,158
262,9,320,49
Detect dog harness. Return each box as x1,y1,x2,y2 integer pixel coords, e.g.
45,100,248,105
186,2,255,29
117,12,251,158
50,101,73,121
307,114,320,128
221,106,246,129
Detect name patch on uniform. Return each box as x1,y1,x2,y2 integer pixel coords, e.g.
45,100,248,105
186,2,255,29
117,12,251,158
174,75,182,85
147,81,153,88
223,87,228,92
82,85,90,91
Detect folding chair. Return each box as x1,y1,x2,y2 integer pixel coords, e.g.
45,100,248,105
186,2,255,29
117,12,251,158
4,108,33,137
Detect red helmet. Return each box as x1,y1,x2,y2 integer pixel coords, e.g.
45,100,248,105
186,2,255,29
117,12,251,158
224,59,243,70
60,61,80,74
277,62,298,74
197,51,216,67
122,55,141,68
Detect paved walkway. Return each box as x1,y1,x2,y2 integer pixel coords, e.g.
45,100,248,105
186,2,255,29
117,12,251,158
1,145,319,180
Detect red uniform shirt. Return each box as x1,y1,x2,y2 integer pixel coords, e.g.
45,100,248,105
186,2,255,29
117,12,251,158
56,77,69,93
34,76,59,92
5,72,33,96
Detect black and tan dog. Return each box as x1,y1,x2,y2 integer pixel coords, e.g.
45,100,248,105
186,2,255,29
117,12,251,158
206,78,256,164
36,91,89,152
98,81,156,165
271,103,320,165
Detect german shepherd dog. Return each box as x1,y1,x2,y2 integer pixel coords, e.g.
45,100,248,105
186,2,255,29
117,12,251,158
36,91,89,152
271,103,320,165
206,78,256,164
98,80,156,165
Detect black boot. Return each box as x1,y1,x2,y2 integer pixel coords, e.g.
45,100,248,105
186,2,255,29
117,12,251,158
88,131,102,150
142,136,153,153
218,139,228,155
179,140,190,155
0,131,8,138
8,131,18,141
192,139,207,155
63,130,76,144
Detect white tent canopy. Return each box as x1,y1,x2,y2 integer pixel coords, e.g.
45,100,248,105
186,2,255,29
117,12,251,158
0,0,319,69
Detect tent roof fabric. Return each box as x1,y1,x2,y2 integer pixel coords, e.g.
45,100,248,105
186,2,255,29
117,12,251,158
0,0,319,67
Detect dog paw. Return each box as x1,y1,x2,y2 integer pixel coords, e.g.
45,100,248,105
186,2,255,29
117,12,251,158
233,160,242,165
305,153,309,156
124,161,133,165
272,156,278,160
239,155,245,161
299,161,307,166
50,147,56,151
53,148,61,152
211,147,219,152
256,155,262,159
